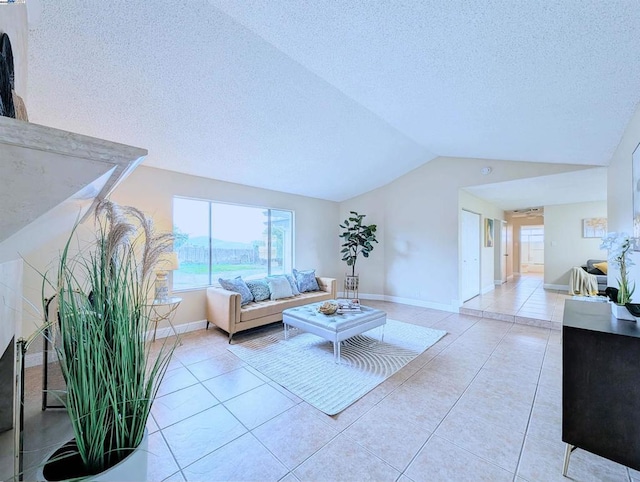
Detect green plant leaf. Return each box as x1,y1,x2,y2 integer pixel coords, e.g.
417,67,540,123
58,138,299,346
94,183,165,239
46,200,179,475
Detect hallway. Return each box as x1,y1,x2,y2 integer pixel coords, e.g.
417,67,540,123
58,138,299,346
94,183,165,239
460,274,571,330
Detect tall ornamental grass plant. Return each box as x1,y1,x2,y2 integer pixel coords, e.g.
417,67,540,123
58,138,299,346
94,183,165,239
46,200,177,477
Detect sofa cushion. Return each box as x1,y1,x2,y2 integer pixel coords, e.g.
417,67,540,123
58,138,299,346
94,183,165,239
239,290,333,322
218,277,253,306
285,274,301,295
268,274,300,296
593,261,608,274
268,276,294,300
586,259,606,271
245,278,270,302
293,268,319,293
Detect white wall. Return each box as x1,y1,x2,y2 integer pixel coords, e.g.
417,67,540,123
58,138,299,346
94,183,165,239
338,190,385,296
543,201,607,288
341,156,593,310
110,166,340,333
607,101,640,296
12,166,339,340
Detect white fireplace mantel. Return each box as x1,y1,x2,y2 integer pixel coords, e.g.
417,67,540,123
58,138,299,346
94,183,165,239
0,116,148,250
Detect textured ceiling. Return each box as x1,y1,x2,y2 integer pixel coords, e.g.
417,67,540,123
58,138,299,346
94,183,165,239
26,1,640,202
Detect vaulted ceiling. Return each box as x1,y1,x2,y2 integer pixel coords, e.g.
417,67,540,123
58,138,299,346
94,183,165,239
25,1,640,202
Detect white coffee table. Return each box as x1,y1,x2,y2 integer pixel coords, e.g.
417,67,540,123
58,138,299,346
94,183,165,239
282,301,387,362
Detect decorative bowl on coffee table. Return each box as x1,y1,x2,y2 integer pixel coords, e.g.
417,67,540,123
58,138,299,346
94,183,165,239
318,302,339,315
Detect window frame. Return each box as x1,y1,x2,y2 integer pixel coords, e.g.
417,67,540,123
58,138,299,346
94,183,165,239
172,196,295,292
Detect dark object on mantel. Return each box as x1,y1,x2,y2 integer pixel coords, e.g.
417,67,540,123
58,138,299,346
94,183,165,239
562,300,640,474
605,286,619,303
625,303,640,318
0,32,15,118
1,33,14,88
0,53,14,118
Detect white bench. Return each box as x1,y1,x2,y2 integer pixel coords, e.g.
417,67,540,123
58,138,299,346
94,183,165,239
282,301,387,362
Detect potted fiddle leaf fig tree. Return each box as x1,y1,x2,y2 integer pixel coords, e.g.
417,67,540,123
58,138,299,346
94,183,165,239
339,211,378,297
40,200,177,481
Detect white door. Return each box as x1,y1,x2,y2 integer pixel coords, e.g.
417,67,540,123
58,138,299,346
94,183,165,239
506,224,513,279
461,210,481,302
494,220,507,284
501,222,508,281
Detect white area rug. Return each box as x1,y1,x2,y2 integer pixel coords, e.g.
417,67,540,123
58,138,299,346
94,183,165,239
228,319,446,415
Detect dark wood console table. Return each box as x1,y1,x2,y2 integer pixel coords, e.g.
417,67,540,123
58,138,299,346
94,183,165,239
562,299,640,474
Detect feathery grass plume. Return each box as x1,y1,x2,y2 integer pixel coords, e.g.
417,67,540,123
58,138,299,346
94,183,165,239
44,200,178,477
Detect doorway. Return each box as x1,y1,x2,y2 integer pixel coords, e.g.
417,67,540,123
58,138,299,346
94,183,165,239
494,220,508,285
460,210,481,302
520,225,544,274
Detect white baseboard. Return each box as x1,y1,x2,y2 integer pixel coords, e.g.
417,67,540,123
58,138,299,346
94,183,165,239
378,295,458,313
24,319,208,368
339,292,459,313
349,292,385,301
481,284,495,294
336,291,385,300
151,319,208,341
543,284,569,291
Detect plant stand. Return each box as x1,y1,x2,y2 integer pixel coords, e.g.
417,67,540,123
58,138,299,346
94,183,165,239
344,275,359,299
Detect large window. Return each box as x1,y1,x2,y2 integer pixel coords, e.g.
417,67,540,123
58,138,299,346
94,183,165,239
520,225,544,272
173,197,294,290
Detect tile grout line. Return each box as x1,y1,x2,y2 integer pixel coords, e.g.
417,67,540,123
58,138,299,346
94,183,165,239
311,313,487,479
511,325,553,481
397,315,519,478
157,421,188,481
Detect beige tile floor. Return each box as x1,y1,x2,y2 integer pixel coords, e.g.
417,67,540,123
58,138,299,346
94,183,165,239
4,292,635,481
460,273,574,330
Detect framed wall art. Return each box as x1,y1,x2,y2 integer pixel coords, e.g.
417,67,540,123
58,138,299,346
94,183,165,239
484,218,494,247
582,218,607,238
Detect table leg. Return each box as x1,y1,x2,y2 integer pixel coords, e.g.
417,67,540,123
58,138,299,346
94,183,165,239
563,443,574,476
381,323,385,343
284,322,289,340
152,319,158,342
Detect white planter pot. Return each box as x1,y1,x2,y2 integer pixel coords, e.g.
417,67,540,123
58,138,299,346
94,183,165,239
39,429,148,481
611,302,637,321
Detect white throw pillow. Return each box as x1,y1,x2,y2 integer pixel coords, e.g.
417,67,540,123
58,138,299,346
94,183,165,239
268,276,294,300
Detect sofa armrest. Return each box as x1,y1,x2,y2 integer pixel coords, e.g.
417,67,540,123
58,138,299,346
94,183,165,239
206,287,241,335
317,277,337,299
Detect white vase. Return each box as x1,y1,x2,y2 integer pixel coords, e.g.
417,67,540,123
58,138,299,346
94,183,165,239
611,302,637,321
39,429,148,481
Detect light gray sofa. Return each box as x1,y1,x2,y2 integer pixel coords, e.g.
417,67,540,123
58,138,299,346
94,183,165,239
206,277,337,342
581,259,607,294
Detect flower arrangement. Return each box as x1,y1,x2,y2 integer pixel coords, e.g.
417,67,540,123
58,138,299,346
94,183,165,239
600,232,637,304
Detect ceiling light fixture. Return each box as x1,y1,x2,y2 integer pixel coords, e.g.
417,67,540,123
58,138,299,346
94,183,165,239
480,167,492,175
